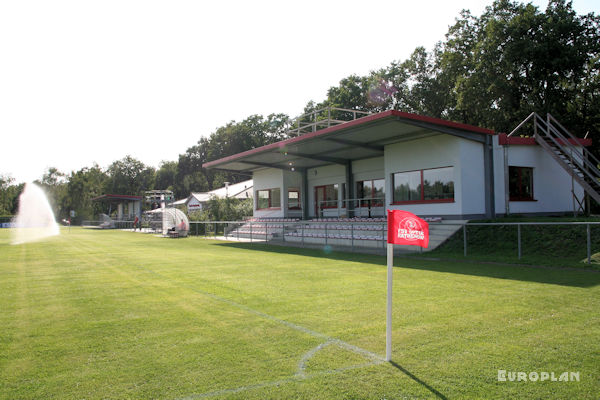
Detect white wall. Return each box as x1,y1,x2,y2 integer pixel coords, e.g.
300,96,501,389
282,170,303,218
352,157,385,217
353,157,384,182
187,197,203,213
307,164,346,217
497,143,585,214
459,139,486,216
253,168,284,218
250,133,586,220
385,135,475,217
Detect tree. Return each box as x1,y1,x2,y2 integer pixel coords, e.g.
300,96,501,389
155,161,178,192
175,138,210,198
64,165,108,222
188,197,252,222
298,0,599,146
437,0,600,133
104,156,155,195
0,174,23,216
176,114,288,198
36,167,68,219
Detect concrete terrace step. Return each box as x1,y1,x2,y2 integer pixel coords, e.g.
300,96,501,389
223,218,467,253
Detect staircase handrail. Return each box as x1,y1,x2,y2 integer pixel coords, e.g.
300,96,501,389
536,114,600,180
507,112,537,137
546,113,600,169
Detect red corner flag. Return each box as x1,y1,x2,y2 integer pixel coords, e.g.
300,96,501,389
387,210,429,248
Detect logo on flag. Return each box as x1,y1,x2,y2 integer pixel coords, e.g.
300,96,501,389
387,210,429,248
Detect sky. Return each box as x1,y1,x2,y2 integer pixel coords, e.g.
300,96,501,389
1,0,599,184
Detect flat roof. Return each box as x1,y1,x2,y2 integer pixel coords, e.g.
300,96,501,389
203,110,495,173
91,194,143,202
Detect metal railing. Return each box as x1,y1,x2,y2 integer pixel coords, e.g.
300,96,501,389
187,220,388,252
317,197,386,218
287,107,371,136
186,220,600,265
77,218,600,265
81,220,137,229
508,112,600,208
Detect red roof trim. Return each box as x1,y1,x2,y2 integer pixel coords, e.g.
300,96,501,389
391,110,495,135
498,133,592,146
203,110,494,168
203,111,391,168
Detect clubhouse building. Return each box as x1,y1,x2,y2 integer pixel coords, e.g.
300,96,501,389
203,109,592,221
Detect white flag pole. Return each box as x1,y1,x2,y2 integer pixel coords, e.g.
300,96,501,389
386,242,393,362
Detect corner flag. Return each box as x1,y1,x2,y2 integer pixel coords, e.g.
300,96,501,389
386,210,429,362
387,209,430,248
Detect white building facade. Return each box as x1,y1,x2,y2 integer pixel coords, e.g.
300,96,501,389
175,179,253,214
204,111,590,220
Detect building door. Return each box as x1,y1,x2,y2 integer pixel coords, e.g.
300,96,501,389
314,184,338,217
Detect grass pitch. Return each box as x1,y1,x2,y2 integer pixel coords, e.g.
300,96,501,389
0,228,599,399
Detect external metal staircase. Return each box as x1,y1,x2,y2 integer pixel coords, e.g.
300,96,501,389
508,113,600,209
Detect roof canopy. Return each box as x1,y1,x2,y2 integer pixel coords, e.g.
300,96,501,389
91,194,142,203
203,110,494,173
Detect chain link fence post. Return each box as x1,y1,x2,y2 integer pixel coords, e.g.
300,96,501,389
518,224,522,260
587,223,591,264
463,224,467,257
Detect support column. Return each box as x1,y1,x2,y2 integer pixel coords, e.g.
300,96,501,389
346,161,355,218
483,135,495,219
301,169,309,221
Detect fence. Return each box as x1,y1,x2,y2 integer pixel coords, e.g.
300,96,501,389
77,219,600,265
187,220,388,253
443,222,600,265
81,220,137,229
187,220,600,265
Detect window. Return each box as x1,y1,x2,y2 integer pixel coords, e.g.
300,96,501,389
288,189,300,209
509,166,534,201
356,179,385,206
423,168,454,200
256,188,281,209
393,167,454,204
315,184,339,212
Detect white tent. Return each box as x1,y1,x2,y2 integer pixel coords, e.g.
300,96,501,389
145,208,189,237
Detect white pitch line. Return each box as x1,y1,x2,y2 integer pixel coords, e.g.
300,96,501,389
296,340,334,378
135,264,382,362
132,265,385,399
178,360,383,400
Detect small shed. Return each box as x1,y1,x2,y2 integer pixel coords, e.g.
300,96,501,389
91,194,142,220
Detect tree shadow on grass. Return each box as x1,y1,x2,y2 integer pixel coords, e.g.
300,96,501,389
212,241,600,288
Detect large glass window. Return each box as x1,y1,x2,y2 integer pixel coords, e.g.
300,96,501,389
509,166,534,201
257,190,269,209
256,188,281,209
393,170,421,202
423,168,454,200
393,167,454,203
356,179,385,206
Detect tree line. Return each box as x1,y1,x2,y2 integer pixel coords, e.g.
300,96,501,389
1,0,598,221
